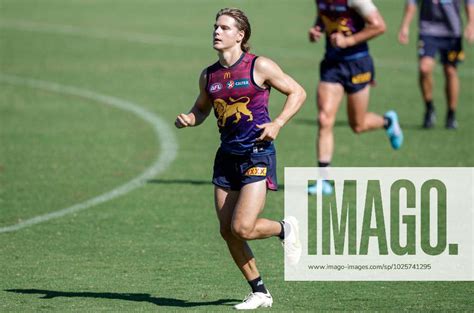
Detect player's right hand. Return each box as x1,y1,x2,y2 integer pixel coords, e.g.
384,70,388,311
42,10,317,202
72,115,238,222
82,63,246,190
464,23,474,44
309,26,323,43
175,113,193,128
398,27,409,45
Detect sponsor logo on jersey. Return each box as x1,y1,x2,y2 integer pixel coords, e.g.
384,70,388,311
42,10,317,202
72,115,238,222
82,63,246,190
351,72,372,84
209,83,223,93
245,167,267,177
226,80,235,89
226,79,250,90
224,72,231,79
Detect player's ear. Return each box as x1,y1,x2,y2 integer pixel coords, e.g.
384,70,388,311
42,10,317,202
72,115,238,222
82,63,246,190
236,30,244,43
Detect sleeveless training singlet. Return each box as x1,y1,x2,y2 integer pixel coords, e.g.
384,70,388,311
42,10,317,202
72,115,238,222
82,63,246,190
317,0,369,61
206,53,274,155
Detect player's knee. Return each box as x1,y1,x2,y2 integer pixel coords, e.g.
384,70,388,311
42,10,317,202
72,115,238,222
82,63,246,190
444,65,457,77
231,222,255,240
349,122,364,134
318,111,334,129
419,63,433,77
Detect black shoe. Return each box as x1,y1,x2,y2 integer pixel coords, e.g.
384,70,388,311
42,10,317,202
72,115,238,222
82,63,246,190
445,115,458,129
423,109,436,129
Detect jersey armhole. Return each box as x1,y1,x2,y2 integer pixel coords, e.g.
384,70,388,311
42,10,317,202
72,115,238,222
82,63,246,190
204,67,210,92
250,56,270,91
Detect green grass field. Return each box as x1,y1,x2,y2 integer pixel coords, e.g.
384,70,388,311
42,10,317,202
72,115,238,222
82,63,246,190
1,0,473,311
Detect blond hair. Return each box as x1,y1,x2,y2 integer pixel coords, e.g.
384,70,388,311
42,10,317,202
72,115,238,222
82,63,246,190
216,8,251,52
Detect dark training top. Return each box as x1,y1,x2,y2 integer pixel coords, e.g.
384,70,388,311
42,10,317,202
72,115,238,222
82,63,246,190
409,0,474,38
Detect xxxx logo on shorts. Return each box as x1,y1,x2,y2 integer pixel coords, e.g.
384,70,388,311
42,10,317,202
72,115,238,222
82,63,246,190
351,72,371,84
245,167,267,176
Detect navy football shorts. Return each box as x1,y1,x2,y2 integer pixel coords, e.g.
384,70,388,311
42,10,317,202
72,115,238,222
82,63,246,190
320,55,375,94
212,148,278,191
418,35,464,66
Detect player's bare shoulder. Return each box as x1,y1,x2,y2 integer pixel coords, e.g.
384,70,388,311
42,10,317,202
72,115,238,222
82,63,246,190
254,56,281,75
253,56,284,87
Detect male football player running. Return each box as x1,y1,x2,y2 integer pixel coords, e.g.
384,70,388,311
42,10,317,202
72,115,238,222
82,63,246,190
308,0,404,195
175,8,305,310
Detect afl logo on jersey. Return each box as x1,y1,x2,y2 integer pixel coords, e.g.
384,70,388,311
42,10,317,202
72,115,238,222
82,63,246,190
209,83,223,93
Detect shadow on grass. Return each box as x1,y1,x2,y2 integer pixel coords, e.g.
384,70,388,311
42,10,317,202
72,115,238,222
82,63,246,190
147,179,284,190
5,289,239,308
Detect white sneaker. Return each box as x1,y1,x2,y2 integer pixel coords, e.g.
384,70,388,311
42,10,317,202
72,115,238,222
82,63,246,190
281,216,302,266
234,291,273,310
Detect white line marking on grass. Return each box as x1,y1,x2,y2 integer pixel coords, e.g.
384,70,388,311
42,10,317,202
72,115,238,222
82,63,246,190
0,18,200,47
0,74,178,233
1,18,473,77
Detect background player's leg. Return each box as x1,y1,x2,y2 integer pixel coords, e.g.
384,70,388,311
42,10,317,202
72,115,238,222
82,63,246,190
443,63,459,128
419,56,436,103
317,82,344,163
347,85,403,150
308,82,344,195
419,56,436,128
346,85,384,133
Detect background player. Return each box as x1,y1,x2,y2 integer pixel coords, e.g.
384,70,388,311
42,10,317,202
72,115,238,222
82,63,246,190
175,8,305,310
398,0,474,129
308,0,403,195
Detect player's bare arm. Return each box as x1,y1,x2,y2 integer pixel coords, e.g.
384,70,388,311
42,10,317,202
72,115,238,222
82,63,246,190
331,4,386,49
253,57,306,142
175,70,212,128
398,1,417,44
465,2,474,43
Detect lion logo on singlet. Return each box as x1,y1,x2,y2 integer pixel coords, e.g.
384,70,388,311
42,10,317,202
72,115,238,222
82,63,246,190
213,96,253,127
321,15,353,36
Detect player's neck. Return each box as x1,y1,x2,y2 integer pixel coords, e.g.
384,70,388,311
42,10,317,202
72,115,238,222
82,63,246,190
218,47,244,68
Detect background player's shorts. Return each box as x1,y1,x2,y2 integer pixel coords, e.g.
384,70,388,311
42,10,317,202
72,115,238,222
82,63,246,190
212,148,278,191
418,35,464,66
320,55,375,94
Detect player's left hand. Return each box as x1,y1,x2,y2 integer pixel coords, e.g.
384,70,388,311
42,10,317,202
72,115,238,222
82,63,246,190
309,26,323,42
330,32,353,49
256,122,281,142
